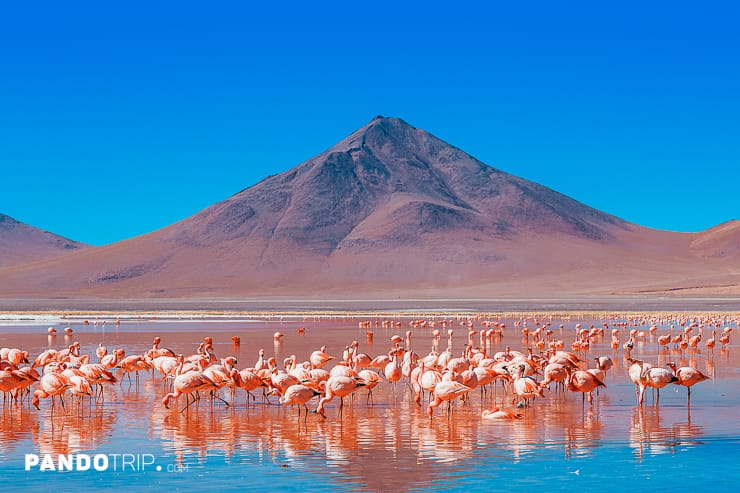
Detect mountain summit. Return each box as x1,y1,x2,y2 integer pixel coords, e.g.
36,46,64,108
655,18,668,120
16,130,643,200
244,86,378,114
179,116,626,248
0,117,737,298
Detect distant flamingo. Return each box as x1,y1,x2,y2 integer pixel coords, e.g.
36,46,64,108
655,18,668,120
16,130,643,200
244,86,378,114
705,330,716,352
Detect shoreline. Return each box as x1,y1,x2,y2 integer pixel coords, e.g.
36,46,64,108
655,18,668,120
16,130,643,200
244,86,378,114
0,295,738,316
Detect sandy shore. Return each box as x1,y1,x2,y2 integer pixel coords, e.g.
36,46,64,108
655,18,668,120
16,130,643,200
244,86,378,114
0,295,738,314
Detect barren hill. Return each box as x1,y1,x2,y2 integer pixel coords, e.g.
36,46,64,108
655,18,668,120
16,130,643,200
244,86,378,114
0,117,738,299
0,213,87,268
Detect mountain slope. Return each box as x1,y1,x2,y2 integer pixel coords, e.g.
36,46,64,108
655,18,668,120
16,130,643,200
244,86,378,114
0,117,737,298
0,213,87,268
690,220,740,259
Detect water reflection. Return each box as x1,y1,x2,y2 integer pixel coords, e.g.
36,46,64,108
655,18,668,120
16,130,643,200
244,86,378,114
1,405,117,459
629,406,704,460
0,314,736,491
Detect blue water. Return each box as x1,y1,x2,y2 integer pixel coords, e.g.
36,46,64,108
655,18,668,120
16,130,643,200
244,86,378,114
1,314,738,491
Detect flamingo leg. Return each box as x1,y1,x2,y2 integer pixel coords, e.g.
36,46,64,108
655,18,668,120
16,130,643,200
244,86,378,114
180,393,195,413
213,393,230,407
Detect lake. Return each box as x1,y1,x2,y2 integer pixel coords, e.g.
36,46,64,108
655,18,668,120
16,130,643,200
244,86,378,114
0,311,738,492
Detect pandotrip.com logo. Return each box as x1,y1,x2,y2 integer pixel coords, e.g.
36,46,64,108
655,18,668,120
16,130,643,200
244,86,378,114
24,453,189,473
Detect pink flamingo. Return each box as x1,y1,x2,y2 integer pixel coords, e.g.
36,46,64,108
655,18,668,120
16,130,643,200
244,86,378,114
32,371,72,411
427,380,471,419
315,375,364,418
279,384,321,421
567,370,605,405
481,407,523,420
666,362,710,405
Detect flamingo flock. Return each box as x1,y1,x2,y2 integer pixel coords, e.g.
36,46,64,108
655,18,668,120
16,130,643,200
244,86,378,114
0,313,732,424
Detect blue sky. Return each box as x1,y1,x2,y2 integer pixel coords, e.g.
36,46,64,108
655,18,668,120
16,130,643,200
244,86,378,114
1,2,738,245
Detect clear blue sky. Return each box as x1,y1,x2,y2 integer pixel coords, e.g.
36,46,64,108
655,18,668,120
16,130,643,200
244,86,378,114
1,1,738,245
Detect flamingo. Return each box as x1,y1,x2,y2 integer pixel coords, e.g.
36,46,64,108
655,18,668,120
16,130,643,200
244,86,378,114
357,369,383,404
229,368,263,405
705,330,716,351
508,364,544,407
657,334,671,350
101,348,124,369
269,369,302,395
719,332,730,348
5,348,29,365
118,355,153,386
384,349,403,386
0,369,34,403
310,346,334,369
567,370,605,405
315,375,364,418
539,362,569,392
279,384,321,421
32,371,72,411
96,344,108,361
666,362,710,405
32,349,58,369
254,349,268,372
631,360,677,405
10,367,39,402
62,367,95,404
626,358,649,403
78,363,117,400
162,363,218,412
481,407,523,420
415,362,443,406
427,380,471,418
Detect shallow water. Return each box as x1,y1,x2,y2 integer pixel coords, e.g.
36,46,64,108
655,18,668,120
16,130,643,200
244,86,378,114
0,313,738,492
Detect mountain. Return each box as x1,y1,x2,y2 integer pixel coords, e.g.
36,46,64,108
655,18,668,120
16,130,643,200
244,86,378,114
690,220,740,259
0,116,738,299
0,213,87,268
